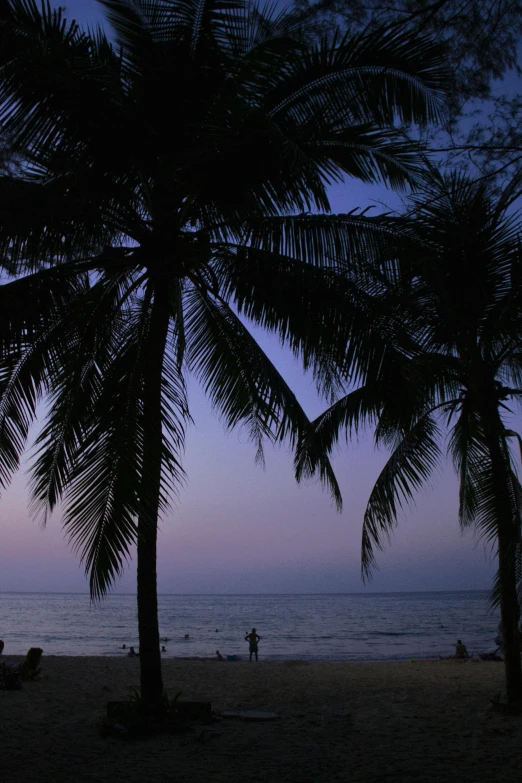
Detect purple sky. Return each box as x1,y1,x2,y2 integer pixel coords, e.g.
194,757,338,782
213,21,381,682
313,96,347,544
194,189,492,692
0,0,499,594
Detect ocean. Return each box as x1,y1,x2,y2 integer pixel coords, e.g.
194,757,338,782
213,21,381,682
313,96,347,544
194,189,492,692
0,591,500,662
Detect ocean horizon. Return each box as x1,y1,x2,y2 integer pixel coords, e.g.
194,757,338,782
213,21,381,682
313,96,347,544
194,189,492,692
0,590,500,662
0,588,494,596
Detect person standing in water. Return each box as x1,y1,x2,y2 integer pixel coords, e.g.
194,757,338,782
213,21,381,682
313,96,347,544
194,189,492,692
245,628,261,662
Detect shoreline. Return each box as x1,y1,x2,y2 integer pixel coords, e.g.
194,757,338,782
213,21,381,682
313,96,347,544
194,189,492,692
2,655,516,783
2,652,497,663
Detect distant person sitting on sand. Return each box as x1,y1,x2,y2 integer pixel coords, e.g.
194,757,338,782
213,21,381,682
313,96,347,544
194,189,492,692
19,647,43,680
479,650,502,661
122,644,126,650
0,639,4,655
455,640,469,658
245,628,261,662
161,645,166,652
215,650,224,661
127,646,139,657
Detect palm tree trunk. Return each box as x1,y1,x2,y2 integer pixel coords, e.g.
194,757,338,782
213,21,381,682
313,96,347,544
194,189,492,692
481,397,522,705
497,533,521,703
136,282,170,713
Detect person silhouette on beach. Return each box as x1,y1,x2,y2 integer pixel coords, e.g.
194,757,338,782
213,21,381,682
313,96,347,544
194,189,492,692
0,640,4,655
245,628,261,662
127,646,139,657
455,640,469,659
19,647,43,680
215,650,224,661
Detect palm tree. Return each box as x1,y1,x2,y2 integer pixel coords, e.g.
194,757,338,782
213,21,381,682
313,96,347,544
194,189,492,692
0,0,447,711
297,170,522,704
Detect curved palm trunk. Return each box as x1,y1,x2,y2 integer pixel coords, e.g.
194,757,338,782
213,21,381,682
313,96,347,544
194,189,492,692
481,397,522,705
137,283,170,713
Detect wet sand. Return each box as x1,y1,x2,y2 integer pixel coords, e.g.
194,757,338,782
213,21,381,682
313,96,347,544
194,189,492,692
1,656,521,782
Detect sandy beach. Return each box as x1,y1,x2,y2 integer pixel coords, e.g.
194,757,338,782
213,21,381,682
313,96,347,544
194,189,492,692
1,655,521,782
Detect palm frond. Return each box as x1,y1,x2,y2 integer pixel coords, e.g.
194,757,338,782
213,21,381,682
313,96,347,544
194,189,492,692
362,413,442,579
304,126,429,191
295,385,379,486
0,1,116,156
0,174,127,271
239,212,409,268
27,275,188,599
448,400,491,530
266,25,448,128
28,271,139,522
58,290,149,599
184,282,341,504
0,265,91,494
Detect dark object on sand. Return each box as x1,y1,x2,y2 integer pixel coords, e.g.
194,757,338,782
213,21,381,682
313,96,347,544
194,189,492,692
221,710,281,721
104,698,212,738
0,662,22,690
104,707,190,739
0,647,43,688
177,701,213,723
107,701,129,718
107,699,212,723
19,647,43,680
479,652,502,661
240,710,281,721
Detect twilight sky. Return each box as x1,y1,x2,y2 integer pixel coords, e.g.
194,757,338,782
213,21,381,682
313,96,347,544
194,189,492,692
0,0,500,594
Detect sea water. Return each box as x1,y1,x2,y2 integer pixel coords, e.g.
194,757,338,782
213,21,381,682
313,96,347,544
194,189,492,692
0,591,500,661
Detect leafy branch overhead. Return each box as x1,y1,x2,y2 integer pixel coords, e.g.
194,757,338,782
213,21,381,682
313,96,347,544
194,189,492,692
292,0,522,180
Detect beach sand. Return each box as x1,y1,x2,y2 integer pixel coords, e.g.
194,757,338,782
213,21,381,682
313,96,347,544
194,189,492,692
1,656,521,782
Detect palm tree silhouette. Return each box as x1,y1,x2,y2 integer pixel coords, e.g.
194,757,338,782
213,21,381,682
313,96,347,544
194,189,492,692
0,0,447,710
297,171,522,703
